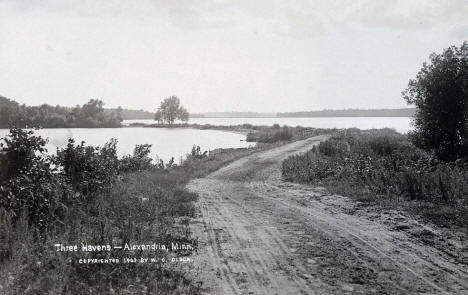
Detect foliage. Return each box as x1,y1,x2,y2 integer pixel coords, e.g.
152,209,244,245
0,97,122,128
282,129,468,226
0,97,28,128
119,144,153,172
0,128,209,294
67,99,122,128
0,129,70,229
53,138,120,196
107,107,154,120
246,126,293,143
0,127,262,294
403,42,468,161
246,125,334,143
189,145,208,159
0,129,48,179
155,96,189,124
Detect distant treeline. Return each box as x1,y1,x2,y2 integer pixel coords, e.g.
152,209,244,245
0,96,122,128
190,112,277,118
278,108,415,117
105,108,155,120
190,109,415,119
92,108,418,120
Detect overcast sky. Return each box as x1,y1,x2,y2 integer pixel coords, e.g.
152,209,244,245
0,0,467,112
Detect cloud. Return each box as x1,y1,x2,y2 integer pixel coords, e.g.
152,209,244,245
450,25,468,40
164,1,325,39
345,0,430,29
343,0,468,30
167,6,237,30
2,0,467,112
272,11,324,40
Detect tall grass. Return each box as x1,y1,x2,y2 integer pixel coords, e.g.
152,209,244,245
0,129,257,294
246,125,335,143
282,128,468,227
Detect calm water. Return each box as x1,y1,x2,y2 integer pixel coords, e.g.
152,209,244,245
0,117,412,160
0,128,251,162
124,117,413,134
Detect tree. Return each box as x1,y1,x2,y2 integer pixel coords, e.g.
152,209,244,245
0,97,121,128
0,96,25,127
155,96,189,124
403,42,468,161
154,109,163,123
81,99,104,119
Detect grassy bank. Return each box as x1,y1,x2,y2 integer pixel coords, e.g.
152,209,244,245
127,121,336,143
126,122,252,135
282,128,468,228
245,124,334,143
0,129,258,294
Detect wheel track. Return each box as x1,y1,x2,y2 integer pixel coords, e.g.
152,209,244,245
188,135,468,294
200,201,241,294
217,196,314,294
254,179,468,292
217,186,320,290
199,181,317,294
220,182,409,294
252,186,463,294
210,198,278,292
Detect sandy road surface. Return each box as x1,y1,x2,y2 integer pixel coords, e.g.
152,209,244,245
187,136,468,294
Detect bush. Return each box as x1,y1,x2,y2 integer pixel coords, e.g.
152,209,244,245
54,138,120,197
0,129,71,229
0,128,205,294
247,127,293,143
282,128,468,226
120,144,153,172
189,145,208,159
0,129,48,179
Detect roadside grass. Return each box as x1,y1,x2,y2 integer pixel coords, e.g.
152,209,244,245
1,161,202,294
245,125,335,143
0,129,260,294
281,128,468,229
126,121,336,144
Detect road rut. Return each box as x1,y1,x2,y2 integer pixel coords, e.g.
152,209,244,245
187,136,468,294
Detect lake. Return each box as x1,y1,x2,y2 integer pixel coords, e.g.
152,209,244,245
0,128,252,162
0,117,413,161
123,117,413,134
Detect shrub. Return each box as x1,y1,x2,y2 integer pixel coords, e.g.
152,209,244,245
282,128,468,226
120,144,153,172
0,129,71,229
189,145,208,159
54,138,119,197
0,128,206,294
0,129,48,179
247,127,293,143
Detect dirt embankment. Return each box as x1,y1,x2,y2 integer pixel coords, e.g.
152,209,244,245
187,135,468,295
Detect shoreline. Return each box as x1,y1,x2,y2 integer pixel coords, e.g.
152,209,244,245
122,122,255,136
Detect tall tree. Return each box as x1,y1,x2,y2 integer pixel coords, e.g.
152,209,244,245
81,99,104,119
155,96,189,124
403,42,468,161
154,110,163,123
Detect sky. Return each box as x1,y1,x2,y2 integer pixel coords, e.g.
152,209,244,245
0,0,467,113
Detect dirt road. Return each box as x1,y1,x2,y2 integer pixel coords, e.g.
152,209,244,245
187,136,468,294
